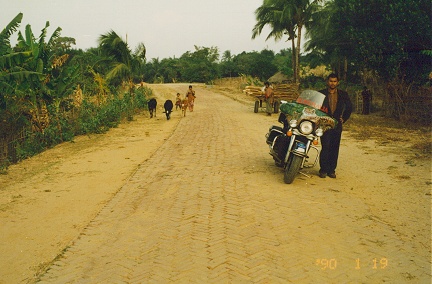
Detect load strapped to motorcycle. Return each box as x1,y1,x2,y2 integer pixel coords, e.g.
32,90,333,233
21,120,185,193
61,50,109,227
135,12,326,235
265,90,338,184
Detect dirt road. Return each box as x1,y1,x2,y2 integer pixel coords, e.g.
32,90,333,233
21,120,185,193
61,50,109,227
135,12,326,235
1,84,430,283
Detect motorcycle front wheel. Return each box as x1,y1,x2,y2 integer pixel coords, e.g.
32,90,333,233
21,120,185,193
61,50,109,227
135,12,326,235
284,155,303,184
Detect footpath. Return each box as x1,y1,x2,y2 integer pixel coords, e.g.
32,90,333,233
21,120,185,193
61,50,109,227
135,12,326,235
36,85,430,283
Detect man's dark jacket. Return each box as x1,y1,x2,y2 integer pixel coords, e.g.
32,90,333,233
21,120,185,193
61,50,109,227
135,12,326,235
319,88,353,129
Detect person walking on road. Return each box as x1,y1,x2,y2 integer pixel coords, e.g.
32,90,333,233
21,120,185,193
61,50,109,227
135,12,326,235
175,93,182,110
186,85,196,112
262,81,274,116
318,73,353,179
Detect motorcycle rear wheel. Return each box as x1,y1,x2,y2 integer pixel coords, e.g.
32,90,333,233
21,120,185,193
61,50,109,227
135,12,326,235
284,155,303,184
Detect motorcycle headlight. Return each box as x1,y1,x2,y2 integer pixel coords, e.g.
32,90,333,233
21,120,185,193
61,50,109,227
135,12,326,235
289,119,297,128
300,121,313,135
315,128,324,137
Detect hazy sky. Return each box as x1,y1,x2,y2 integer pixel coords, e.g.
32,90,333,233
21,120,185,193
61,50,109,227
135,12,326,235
1,0,291,60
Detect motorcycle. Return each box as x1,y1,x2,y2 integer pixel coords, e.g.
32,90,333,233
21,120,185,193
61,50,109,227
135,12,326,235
265,90,337,184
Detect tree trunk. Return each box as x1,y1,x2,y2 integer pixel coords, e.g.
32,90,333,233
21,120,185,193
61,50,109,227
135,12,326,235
295,25,302,84
343,57,348,82
291,38,296,83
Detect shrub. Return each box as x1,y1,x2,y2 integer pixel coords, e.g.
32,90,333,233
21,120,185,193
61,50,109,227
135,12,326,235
3,84,152,166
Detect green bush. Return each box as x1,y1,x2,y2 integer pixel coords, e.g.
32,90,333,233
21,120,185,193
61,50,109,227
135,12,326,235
15,132,46,161
7,85,152,164
135,86,151,109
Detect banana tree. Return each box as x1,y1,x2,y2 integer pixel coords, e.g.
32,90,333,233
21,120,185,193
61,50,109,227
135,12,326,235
13,21,65,132
0,13,44,136
1,13,80,136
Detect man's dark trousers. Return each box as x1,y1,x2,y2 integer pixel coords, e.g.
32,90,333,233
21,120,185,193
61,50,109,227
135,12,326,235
319,126,342,174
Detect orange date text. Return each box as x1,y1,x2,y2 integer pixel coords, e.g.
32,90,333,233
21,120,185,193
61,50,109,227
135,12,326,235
315,258,388,270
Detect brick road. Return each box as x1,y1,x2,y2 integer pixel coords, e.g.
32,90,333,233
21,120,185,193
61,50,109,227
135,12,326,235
37,86,430,283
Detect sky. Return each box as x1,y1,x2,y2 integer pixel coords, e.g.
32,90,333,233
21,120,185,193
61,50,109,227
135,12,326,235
1,0,292,60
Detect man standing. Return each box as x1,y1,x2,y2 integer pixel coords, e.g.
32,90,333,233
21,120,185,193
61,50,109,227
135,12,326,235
319,73,353,178
262,81,274,116
361,86,372,114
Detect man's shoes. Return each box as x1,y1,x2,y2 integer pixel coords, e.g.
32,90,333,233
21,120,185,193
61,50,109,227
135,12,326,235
319,172,327,178
328,173,336,178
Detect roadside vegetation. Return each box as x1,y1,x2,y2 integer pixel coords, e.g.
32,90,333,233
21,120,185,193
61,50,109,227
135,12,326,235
1,0,430,170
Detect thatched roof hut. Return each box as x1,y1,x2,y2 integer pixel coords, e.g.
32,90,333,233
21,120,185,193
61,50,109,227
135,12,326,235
267,72,292,84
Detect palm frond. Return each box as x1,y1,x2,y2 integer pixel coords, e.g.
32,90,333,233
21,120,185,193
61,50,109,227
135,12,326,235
99,30,132,64
134,42,146,61
105,62,131,83
252,0,296,41
24,24,34,48
0,13,23,51
0,70,44,81
51,64,80,96
0,51,33,68
38,21,49,47
37,22,51,61
0,80,17,94
47,27,62,50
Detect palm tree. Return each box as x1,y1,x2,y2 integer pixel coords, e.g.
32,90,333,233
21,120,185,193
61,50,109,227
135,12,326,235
98,30,133,86
304,1,353,81
98,30,147,88
221,50,236,77
252,0,322,83
133,42,146,82
252,0,297,80
134,42,146,64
